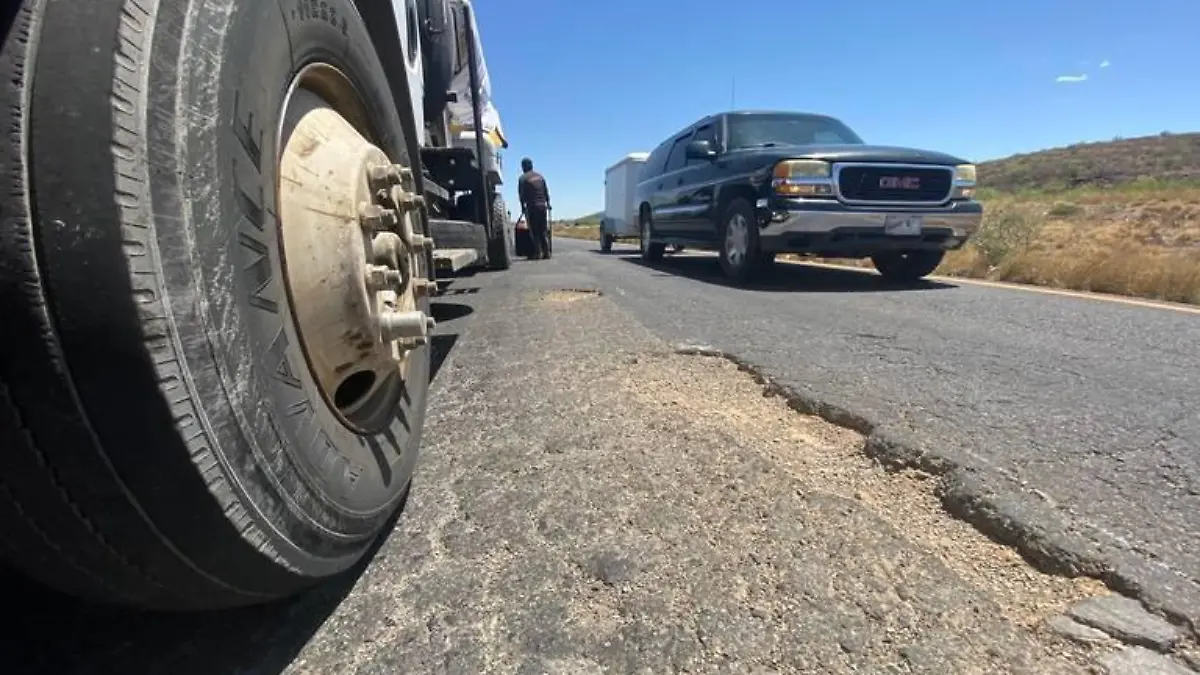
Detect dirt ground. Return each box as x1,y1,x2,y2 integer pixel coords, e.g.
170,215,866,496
283,285,1109,674
1,275,1133,675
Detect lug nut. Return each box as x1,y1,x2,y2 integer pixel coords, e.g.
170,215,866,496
360,204,398,232
367,164,390,188
391,187,425,212
412,278,433,297
410,234,435,251
365,264,403,291
369,163,413,188
378,310,435,341
368,163,412,200
365,264,388,291
392,164,414,188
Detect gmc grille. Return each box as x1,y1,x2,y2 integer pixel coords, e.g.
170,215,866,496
836,165,954,204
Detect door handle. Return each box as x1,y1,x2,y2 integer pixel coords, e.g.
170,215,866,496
676,177,683,186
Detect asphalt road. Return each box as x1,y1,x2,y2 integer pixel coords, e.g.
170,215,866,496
554,237,1200,630
1,239,1196,673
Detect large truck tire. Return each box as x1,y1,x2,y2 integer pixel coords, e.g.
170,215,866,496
0,0,430,610
487,194,514,270
417,0,455,124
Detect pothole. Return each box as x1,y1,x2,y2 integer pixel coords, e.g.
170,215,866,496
540,288,602,306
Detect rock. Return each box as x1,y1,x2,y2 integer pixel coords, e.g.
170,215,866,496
1067,595,1183,651
1045,615,1112,644
837,632,867,655
1096,646,1194,675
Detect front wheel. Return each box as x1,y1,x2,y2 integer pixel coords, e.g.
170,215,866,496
718,199,766,285
0,0,429,610
871,250,945,282
488,193,513,270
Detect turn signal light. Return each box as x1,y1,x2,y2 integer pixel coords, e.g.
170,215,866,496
773,182,833,196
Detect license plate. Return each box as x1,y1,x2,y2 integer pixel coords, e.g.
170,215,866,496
883,214,923,236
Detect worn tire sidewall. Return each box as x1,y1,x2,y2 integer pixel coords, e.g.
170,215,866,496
190,0,429,567
140,0,426,573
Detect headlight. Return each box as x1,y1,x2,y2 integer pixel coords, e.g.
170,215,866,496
952,164,977,199
774,160,831,179
772,160,833,197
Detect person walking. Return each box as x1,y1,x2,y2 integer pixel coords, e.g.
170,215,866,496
518,157,552,260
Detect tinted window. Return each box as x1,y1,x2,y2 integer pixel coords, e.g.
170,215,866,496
664,133,692,173
687,124,717,165
641,140,671,180
727,113,864,149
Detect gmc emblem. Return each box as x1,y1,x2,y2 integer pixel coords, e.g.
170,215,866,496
879,175,921,190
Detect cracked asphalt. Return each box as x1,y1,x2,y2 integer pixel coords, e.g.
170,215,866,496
551,238,1200,631
1,238,1194,673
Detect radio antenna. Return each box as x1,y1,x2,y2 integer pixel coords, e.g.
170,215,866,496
730,77,736,109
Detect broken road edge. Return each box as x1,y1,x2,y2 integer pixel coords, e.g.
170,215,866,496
671,342,1200,653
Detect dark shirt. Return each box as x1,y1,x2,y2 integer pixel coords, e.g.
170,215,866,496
518,170,550,211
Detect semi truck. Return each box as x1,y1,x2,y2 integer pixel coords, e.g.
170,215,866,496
0,0,510,610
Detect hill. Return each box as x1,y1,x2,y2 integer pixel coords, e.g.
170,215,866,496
570,211,603,225
935,132,1200,303
978,132,1200,192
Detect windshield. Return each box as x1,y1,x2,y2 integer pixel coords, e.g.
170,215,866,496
726,113,865,149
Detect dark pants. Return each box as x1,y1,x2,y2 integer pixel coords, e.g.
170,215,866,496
527,207,550,259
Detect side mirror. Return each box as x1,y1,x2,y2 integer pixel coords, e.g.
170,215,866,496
685,140,717,160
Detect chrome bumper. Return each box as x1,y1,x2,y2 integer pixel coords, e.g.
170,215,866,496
755,198,983,254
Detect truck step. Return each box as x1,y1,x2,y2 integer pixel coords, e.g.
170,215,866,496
433,248,479,274
421,173,450,203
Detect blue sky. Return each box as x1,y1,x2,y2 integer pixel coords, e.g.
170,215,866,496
474,0,1200,220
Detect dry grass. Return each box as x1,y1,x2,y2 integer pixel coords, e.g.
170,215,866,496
935,183,1200,304
552,222,601,241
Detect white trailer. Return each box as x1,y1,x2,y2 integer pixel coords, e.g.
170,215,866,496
600,152,649,252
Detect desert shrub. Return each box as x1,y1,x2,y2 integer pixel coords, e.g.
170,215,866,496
971,208,1040,267
1046,201,1081,218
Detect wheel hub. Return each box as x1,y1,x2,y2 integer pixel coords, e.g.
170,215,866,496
277,67,434,430
726,214,749,267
